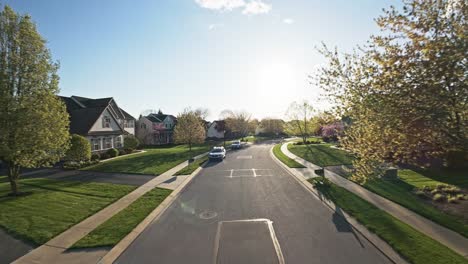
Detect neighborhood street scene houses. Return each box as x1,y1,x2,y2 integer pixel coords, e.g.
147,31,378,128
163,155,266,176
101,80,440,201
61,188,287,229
60,95,135,152
136,112,177,145
206,120,225,139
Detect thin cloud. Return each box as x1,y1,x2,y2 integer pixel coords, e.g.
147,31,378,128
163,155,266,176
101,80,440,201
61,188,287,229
195,0,246,11
195,0,271,15
283,18,294,24
242,1,271,15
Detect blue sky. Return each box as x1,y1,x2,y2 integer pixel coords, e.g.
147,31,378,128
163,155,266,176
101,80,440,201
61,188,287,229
4,0,399,120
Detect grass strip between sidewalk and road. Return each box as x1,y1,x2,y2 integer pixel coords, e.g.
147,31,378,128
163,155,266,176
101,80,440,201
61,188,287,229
73,187,172,248
309,177,467,264
0,178,135,245
273,144,305,168
174,156,208,176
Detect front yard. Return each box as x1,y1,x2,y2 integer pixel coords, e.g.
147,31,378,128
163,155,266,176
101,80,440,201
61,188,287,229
310,177,467,264
0,178,135,245
82,144,213,175
287,143,468,238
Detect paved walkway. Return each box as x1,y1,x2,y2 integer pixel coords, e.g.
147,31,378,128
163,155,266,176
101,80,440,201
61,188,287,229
281,142,468,258
13,152,208,264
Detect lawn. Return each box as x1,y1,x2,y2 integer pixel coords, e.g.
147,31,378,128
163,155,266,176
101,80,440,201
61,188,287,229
174,156,208,176
0,178,135,245
288,143,354,167
309,177,467,264
82,144,212,175
273,144,306,168
289,143,468,237
73,187,172,248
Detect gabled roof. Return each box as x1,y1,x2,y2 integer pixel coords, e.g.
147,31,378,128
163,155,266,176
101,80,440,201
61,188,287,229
119,108,135,120
146,113,176,123
60,95,126,135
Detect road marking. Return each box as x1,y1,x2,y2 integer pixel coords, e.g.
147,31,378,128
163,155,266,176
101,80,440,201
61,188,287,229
237,155,252,159
252,168,257,177
229,169,233,178
212,218,285,264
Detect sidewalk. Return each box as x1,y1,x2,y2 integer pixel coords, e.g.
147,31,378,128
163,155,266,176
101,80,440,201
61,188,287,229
281,142,468,258
13,152,208,264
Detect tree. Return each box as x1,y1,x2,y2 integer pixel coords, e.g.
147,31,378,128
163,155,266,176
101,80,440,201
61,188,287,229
173,108,206,151
0,6,70,195
259,118,285,136
124,134,140,151
285,101,315,143
317,0,467,182
222,110,252,140
65,134,91,161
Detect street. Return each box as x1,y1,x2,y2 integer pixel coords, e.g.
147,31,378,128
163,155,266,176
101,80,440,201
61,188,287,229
116,142,391,264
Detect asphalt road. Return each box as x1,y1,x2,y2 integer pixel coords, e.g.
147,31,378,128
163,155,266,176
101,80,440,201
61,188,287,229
116,142,392,264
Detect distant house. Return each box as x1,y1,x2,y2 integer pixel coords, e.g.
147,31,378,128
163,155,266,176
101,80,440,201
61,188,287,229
136,112,177,145
60,95,136,152
206,120,225,139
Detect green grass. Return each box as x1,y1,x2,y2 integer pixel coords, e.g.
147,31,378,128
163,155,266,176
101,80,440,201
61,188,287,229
399,168,468,189
288,143,354,167
0,178,135,245
309,177,467,264
82,144,212,175
273,144,306,168
73,187,172,248
174,156,209,176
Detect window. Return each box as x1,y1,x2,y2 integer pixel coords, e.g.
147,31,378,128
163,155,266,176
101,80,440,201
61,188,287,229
91,138,100,151
103,116,111,128
115,136,122,148
140,123,146,129
105,137,112,149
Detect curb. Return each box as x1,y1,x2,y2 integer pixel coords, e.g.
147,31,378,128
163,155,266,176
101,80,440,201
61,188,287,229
98,166,204,264
270,144,409,264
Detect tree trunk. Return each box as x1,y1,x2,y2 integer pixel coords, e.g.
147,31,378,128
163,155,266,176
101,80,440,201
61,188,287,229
7,161,20,195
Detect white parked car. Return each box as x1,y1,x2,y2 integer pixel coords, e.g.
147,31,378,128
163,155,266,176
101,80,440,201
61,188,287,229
231,140,242,149
209,146,226,161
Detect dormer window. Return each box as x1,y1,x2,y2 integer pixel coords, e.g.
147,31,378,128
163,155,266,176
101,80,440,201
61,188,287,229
103,116,111,128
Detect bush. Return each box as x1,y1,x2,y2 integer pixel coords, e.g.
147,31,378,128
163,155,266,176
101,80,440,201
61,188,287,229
65,134,91,161
91,153,100,161
448,196,458,203
124,148,134,154
432,193,446,202
118,149,127,156
107,148,119,158
100,153,110,160
414,190,427,199
124,135,140,151
63,160,98,170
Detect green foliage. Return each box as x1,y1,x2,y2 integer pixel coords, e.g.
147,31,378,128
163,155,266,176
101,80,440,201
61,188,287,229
288,144,354,167
0,6,70,194
73,187,171,248
445,150,467,169
91,153,100,161
123,135,139,151
65,134,91,162
174,156,208,175
106,148,119,158
309,177,467,264
63,160,98,170
317,0,468,181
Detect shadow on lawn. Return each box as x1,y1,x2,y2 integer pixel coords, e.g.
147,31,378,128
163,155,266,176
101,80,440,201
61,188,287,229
300,144,354,166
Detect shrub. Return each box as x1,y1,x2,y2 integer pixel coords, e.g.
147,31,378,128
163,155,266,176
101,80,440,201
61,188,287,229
124,135,140,151
100,153,110,160
65,134,91,162
455,194,466,200
432,193,446,202
124,148,134,154
63,161,81,170
107,148,119,158
118,149,127,156
448,196,458,203
91,153,100,161
414,190,427,199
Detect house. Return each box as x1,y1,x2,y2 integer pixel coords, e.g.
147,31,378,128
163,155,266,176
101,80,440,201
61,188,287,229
60,95,136,152
206,120,225,139
136,112,177,145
